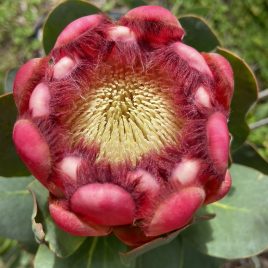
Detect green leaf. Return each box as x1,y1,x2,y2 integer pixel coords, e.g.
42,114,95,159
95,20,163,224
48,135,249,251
90,236,129,268
0,176,35,245
34,236,224,268
35,243,91,268
216,48,258,151
34,244,56,268
28,180,85,258
182,239,224,268
135,238,183,268
0,94,29,177
179,15,221,52
183,164,268,259
4,68,18,93
35,237,129,268
232,142,268,175
42,0,101,54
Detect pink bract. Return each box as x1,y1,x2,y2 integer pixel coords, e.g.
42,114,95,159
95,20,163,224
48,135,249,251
13,6,234,246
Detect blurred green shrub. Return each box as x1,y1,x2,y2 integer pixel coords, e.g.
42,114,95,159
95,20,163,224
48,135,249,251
0,0,50,90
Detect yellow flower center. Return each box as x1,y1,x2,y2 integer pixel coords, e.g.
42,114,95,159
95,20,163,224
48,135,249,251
66,67,181,165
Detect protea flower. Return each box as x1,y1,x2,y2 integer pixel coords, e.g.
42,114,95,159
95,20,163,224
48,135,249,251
13,6,233,246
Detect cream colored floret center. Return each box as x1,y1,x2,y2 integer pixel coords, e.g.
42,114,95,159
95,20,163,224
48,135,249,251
67,67,181,164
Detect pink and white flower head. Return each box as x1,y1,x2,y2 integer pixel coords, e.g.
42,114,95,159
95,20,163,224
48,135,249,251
13,6,233,246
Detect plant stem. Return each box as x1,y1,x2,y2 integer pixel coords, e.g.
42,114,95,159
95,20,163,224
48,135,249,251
258,88,268,100
250,118,268,130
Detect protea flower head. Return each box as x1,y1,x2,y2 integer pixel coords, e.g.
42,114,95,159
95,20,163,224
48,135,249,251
13,6,233,246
